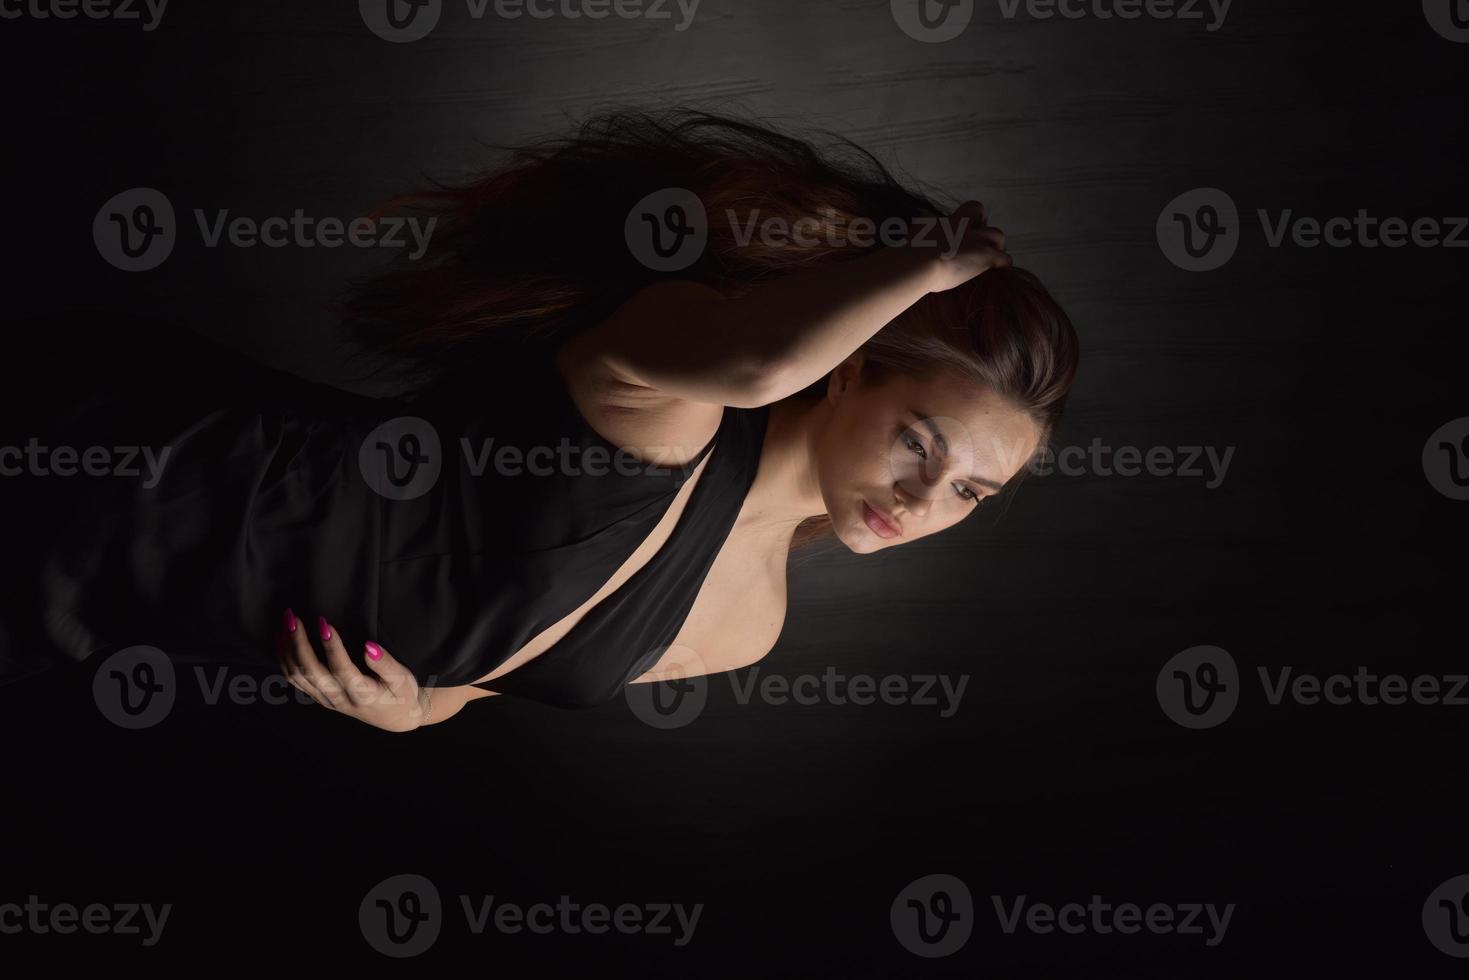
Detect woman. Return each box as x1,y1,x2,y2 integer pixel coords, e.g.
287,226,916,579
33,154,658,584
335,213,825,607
0,109,1079,729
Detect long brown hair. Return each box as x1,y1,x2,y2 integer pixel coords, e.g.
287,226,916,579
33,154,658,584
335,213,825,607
336,107,1079,552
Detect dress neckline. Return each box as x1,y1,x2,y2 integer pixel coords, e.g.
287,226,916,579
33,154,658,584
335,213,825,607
469,399,770,703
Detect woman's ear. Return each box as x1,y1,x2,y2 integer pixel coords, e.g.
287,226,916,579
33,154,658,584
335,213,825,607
826,350,866,404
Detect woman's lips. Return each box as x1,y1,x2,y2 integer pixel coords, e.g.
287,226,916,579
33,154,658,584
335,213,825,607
861,500,901,539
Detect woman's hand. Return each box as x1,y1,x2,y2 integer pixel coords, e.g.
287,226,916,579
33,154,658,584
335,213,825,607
275,609,428,732
924,200,1011,293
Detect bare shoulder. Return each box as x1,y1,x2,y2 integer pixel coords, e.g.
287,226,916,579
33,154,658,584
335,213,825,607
553,282,727,468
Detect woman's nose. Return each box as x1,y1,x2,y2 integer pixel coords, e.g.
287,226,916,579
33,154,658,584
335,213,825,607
894,479,932,518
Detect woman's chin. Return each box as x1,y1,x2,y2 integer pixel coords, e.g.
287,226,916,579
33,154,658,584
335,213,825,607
835,520,885,555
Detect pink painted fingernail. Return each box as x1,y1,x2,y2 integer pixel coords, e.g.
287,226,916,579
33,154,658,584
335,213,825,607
365,641,384,661
283,608,297,634
318,615,332,642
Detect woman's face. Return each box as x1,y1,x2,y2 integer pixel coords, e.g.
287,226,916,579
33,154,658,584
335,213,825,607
814,354,1043,554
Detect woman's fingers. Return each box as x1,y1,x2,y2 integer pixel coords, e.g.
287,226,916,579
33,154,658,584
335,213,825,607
976,225,1006,252
283,611,347,708
277,611,332,708
271,609,426,730
960,219,1005,253
316,615,378,707
968,234,1010,271
270,607,425,727
362,641,418,706
952,201,1008,262
273,623,312,702
954,199,988,227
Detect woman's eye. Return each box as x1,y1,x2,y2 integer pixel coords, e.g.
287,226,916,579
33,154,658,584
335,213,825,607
904,433,927,458
955,484,978,501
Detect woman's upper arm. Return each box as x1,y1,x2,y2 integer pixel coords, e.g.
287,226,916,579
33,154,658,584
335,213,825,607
576,280,778,409
555,282,737,468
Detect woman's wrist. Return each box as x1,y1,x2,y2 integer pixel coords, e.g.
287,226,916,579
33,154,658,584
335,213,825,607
411,684,483,728
886,237,948,296
849,238,944,297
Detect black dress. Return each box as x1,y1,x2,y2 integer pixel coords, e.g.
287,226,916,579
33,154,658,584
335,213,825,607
0,311,769,709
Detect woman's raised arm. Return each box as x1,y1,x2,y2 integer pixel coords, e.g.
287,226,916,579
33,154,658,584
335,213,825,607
584,201,1008,409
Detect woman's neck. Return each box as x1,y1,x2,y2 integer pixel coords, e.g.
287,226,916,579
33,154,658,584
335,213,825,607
740,392,831,539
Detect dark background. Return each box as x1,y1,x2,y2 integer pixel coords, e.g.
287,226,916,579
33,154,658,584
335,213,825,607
1,0,1465,974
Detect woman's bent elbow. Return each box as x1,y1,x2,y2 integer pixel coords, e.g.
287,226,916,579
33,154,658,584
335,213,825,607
724,355,795,408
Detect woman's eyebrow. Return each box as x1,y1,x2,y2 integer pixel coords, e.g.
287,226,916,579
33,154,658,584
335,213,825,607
911,412,949,455
910,417,946,458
